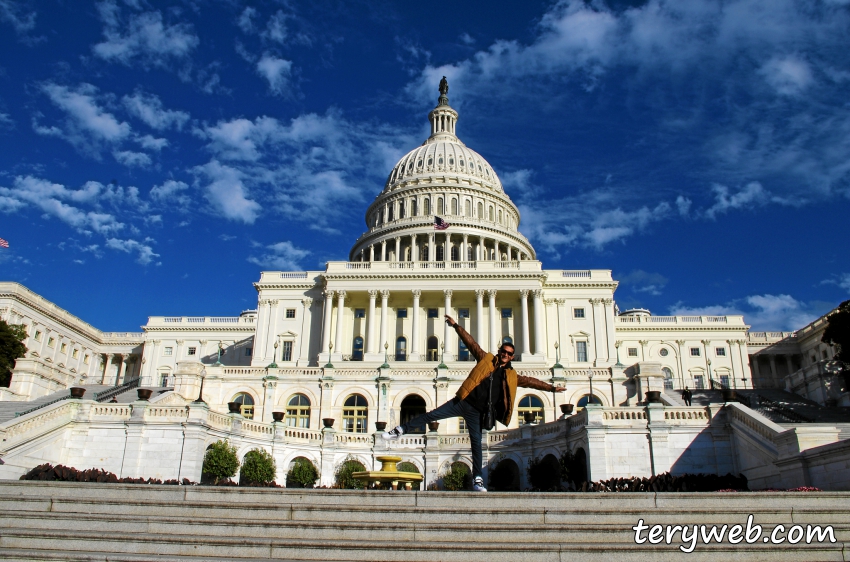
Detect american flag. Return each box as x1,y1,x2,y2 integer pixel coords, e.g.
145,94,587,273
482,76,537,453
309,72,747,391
0,237,8,249
434,216,450,230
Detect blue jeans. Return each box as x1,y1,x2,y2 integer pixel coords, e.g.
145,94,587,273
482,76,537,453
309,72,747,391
401,397,483,479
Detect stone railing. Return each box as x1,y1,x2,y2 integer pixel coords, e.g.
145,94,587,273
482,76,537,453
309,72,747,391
146,316,256,326
488,428,522,444
223,367,267,376
324,260,543,274
145,406,188,420
616,315,745,325
562,368,611,378
334,433,372,445
273,368,323,377
663,408,711,423
387,436,426,447
0,401,77,450
726,402,782,449
601,409,647,421
279,427,322,442
242,420,274,437
207,411,233,430
90,404,132,418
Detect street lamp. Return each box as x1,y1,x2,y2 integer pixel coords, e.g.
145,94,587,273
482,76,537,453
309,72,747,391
553,341,562,369
381,341,390,369
214,341,223,366
438,341,447,369
194,368,207,404
587,368,595,405
268,341,279,369
325,342,334,369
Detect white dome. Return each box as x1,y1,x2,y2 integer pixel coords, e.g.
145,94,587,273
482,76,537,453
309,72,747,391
384,141,504,194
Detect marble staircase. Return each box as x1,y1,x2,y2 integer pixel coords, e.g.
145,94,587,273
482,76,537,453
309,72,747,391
0,480,848,561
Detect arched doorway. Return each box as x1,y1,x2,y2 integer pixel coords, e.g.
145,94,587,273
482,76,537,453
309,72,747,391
489,458,520,491
400,394,426,433
573,447,588,484
231,392,255,419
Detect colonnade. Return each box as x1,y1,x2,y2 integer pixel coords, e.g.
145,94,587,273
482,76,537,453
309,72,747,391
320,288,545,362
357,232,529,263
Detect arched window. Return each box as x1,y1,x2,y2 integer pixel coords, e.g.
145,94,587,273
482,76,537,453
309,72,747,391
498,209,503,224
286,394,310,428
451,198,458,215
420,245,429,261
576,394,602,410
465,200,471,216
489,206,494,221
400,395,426,433
662,367,674,389
477,202,483,218
438,198,444,215
342,394,368,433
232,393,254,419
398,200,405,219
424,198,431,216
427,336,439,362
377,209,383,225
395,336,407,362
352,336,364,361
412,199,418,216
388,205,394,222
518,395,544,425
436,245,444,261
450,245,459,261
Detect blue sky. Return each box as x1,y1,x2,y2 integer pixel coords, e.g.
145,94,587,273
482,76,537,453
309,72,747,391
0,0,848,332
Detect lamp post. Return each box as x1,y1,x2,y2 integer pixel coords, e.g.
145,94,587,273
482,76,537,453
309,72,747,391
553,341,562,369
214,341,223,366
194,368,207,404
707,359,713,388
587,368,595,405
438,341,447,369
381,342,390,369
614,341,624,367
268,341,279,369
325,342,334,369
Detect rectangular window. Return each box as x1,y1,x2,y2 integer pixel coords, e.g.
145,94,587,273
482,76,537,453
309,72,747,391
187,347,197,356
574,308,585,318
458,308,470,319
576,341,588,362
47,337,55,348
164,347,173,356
83,354,90,365
60,343,67,353
694,375,705,389
715,347,726,356
690,347,701,357
458,417,468,434
427,308,438,318
281,341,293,361
628,347,638,357
34,330,42,341
396,308,408,318
720,375,730,388
285,308,296,319
501,308,512,318
354,308,366,318
72,349,79,359
245,347,252,356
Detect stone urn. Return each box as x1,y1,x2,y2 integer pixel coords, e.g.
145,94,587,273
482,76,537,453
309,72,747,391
272,411,285,422
136,388,153,401
227,401,241,414
560,404,574,416
69,387,86,399
428,421,440,432
523,412,536,424
375,421,387,431
322,418,335,429
721,389,739,403
645,391,662,404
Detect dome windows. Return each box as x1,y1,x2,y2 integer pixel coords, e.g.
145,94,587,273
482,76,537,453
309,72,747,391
459,159,465,167
438,157,444,165
417,159,422,168
449,158,454,166
478,165,482,172
428,157,433,166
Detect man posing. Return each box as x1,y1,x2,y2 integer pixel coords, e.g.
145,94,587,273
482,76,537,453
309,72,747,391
383,315,566,492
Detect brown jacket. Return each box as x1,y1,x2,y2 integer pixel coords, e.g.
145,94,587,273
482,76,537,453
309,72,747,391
453,323,555,426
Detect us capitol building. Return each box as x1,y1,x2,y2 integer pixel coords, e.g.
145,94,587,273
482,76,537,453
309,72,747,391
1,81,847,491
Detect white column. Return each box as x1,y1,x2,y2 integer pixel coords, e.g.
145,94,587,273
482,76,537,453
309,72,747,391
394,237,401,262
488,290,498,352
379,290,389,355
116,355,127,385
475,289,485,346
519,289,530,359
101,353,113,384
590,298,605,365
410,289,421,361
603,298,615,363
443,289,454,361
369,245,374,261
443,233,449,262
367,290,378,355
462,234,468,262
268,300,280,361
321,290,334,354
532,289,544,356
412,235,418,263
381,240,387,261
428,233,435,261
334,291,346,358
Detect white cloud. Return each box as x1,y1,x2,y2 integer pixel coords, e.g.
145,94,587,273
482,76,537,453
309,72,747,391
137,134,168,151
247,241,309,270
105,237,159,265
675,196,692,217
40,83,131,150
459,33,475,45
822,273,850,293
759,55,814,96
256,54,292,95
237,6,257,33
113,150,151,167
618,270,669,296
0,0,35,34
705,182,772,218
670,294,819,331
93,1,198,67
193,160,261,223
263,10,287,43
150,179,189,203
0,112,13,129
122,91,189,130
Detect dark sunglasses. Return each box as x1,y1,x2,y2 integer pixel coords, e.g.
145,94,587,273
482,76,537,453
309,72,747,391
498,348,514,357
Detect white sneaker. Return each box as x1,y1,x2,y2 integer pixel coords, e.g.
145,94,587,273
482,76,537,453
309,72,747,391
382,426,404,440
473,476,487,492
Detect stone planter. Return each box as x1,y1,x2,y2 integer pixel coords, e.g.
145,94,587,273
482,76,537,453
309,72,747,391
272,411,285,422
69,387,86,399
560,403,574,416
645,391,662,403
523,412,536,424
228,402,241,414
428,421,439,432
375,421,387,431
136,388,153,401
721,389,739,403
322,418,335,429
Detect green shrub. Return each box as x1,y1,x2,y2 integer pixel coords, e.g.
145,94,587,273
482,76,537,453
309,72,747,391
240,448,276,485
334,457,366,489
442,462,470,491
397,461,419,474
286,457,318,488
202,440,239,485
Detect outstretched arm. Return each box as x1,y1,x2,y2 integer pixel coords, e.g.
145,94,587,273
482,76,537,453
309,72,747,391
516,375,565,393
445,315,485,361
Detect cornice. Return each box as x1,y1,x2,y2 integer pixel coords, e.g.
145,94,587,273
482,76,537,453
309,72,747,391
322,272,548,282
